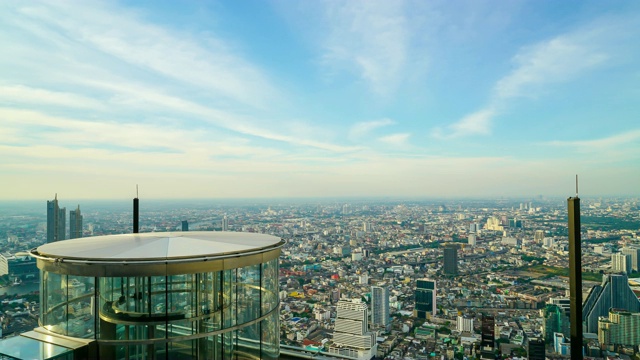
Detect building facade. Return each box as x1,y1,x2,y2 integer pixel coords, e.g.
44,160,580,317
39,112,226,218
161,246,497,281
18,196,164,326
582,273,640,333
371,284,390,330
443,246,458,275
414,278,436,318
329,300,376,360
11,231,284,360
69,205,83,239
47,195,66,243
611,252,632,273
621,247,640,272
598,309,640,350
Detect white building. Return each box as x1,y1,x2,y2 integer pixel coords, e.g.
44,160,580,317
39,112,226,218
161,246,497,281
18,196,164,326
329,300,376,360
612,252,632,274
457,315,474,333
468,234,477,246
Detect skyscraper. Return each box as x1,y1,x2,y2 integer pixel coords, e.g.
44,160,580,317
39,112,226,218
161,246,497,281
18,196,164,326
182,220,189,231
542,304,569,344
414,278,436,318
371,284,390,330
480,314,495,359
443,246,458,275
46,195,65,243
329,300,376,360
222,215,229,231
69,205,83,239
582,273,640,333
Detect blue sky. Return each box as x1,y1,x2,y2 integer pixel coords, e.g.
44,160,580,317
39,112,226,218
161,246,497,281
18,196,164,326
1,0,639,199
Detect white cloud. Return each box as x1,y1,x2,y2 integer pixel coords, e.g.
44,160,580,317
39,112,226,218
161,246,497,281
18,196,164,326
433,109,495,139
318,1,410,95
349,119,395,140
0,85,104,110
378,133,411,146
546,129,640,150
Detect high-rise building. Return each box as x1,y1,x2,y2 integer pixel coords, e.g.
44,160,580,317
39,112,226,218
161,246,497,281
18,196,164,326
329,300,376,360
414,278,436,318
371,284,390,330
621,247,640,272
443,246,458,275
468,234,477,246
46,195,66,243
611,252,631,273
598,309,640,349
480,314,495,359
222,215,229,231
534,230,545,243
182,220,189,231
456,315,474,333
582,273,640,333
69,205,83,239
542,304,569,344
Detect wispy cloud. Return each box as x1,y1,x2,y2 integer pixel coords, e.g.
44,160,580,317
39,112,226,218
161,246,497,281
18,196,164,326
318,1,410,96
378,133,411,146
349,119,395,140
433,17,626,139
546,129,640,150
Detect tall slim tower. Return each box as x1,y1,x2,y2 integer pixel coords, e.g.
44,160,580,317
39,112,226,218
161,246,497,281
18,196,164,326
47,195,66,242
568,192,583,360
443,246,458,275
414,278,436,318
222,216,229,231
371,284,390,330
69,205,83,239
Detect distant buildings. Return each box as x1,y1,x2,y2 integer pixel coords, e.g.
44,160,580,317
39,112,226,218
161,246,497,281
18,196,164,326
69,205,82,239
182,220,189,231
468,234,476,246
414,278,436,318
621,247,640,272
443,246,458,275
542,304,569,344
527,337,545,360
456,315,474,333
222,215,229,231
611,252,631,273
46,195,65,243
480,314,495,359
371,284,390,330
329,300,376,360
582,273,640,333
598,309,640,349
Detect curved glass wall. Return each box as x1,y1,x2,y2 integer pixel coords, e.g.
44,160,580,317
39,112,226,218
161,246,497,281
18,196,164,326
40,257,279,359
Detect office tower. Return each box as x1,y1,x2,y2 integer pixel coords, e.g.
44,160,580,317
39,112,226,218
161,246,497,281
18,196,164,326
4,231,285,359
329,300,376,360
468,234,476,246
621,247,640,272
414,278,436,318
363,222,372,232
69,205,83,239
567,194,583,360
542,304,569,344
371,284,390,330
332,289,341,303
443,246,458,275
611,252,632,273
456,315,474,332
182,220,189,231
222,215,229,231
527,337,545,360
582,273,640,333
597,309,640,348
480,314,495,359
46,195,66,243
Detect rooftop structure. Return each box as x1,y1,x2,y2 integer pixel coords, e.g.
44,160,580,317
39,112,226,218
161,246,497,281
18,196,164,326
0,231,285,360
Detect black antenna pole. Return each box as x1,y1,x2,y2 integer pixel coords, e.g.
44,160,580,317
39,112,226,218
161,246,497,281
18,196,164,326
133,185,139,234
568,175,583,360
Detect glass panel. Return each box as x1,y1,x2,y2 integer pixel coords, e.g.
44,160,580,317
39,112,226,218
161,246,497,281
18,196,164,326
223,269,236,328
237,321,260,359
167,339,196,359
261,310,279,360
223,329,236,360
43,272,67,335
237,264,260,325
262,258,278,315
66,275,95,338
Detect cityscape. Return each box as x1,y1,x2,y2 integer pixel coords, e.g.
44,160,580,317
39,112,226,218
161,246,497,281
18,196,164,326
1,0,640,359
0,195,638,359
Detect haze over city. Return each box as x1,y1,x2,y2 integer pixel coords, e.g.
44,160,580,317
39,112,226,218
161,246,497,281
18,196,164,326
1,0,639,200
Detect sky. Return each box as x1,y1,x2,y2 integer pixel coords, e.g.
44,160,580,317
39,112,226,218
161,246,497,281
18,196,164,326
1,0,639,200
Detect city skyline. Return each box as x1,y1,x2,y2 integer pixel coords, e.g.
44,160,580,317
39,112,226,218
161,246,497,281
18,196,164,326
1,1,639,200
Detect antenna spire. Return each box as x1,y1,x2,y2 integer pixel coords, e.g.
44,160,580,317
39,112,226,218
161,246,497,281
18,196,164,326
575,175,579,197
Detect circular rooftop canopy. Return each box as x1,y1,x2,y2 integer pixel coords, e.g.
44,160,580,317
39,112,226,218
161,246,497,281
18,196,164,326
35,231,283,262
